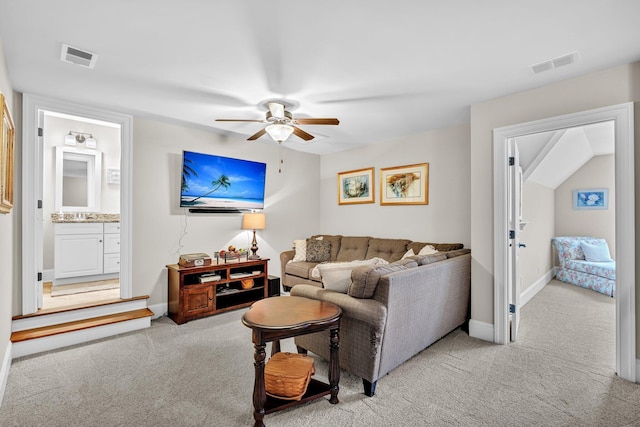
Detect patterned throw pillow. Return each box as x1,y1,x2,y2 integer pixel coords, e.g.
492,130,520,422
306,239,332,263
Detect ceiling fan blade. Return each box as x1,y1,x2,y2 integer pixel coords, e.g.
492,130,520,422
267,102,285,119
216,119,265,123
247,128,267,141
294,118,340,125
292,126,314,141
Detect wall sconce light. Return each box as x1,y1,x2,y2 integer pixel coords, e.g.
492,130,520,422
242,212,266,259
65,131,97,148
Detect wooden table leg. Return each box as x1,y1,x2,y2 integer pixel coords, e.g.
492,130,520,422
271,339,281,356
252,342,267,427
328,327,340,404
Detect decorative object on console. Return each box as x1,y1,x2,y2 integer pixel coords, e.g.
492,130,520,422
573,188,608,210
242,212,266,259
380,163,429,206
337,167,375,205
178,252,212,268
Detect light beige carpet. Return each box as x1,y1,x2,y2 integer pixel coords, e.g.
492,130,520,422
50,279,120,297
1,280,638,426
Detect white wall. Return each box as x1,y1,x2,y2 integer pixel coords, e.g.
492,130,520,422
0,35,16,405
42,115,121,270
555,154,616,258
469,62,639,345
319,124,471,246
519,181,555,292
131,118,321,307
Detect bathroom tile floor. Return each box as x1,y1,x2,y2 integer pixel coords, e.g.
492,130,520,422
41,281,120,311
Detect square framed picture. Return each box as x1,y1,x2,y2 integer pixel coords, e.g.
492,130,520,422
380,163,429,206
337,167,375,205
573,188,608,210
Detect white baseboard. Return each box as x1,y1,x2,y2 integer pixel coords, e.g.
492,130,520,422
0,342,11,408
520,267,558,307
43,269,54,282
148,302,167,320
469,319,494,343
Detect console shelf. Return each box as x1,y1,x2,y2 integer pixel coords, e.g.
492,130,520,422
167,259,269,324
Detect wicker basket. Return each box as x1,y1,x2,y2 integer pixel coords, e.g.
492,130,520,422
265,352,315,401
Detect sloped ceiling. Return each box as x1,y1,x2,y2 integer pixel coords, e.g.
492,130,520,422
516,121,614,189
0,1,639,155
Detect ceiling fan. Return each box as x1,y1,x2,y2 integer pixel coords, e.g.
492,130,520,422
216,101,339,143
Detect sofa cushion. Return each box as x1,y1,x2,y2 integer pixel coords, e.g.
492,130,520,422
444,248,471,259
349,263,412,299
306,239,332,263
336,237,370,262
391,258,420,267
581,241,613,262
409,253,447,265
285,261,318,279
316,259,383,293
408,242,463,253
365,238,411,262
312,235,342,261
292,239,307,262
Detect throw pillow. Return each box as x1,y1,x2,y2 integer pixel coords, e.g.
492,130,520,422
316,263,355,293
292,239,307,262
581,241,613,262
418,244,438,255
349,263,410,299
306,239,332,263
401,248,415,259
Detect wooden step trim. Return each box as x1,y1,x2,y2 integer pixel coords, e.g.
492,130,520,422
10,308,154,343
12,295,150,320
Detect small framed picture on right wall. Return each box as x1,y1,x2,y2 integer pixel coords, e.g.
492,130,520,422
573,188,608,210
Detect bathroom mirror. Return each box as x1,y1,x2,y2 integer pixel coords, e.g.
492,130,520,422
55,146,102,212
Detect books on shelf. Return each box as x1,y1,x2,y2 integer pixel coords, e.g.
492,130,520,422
198,273,222,283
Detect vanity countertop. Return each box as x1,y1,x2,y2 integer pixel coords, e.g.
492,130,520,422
51,213,120,223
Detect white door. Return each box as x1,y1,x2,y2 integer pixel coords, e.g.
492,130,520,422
508,140,523,342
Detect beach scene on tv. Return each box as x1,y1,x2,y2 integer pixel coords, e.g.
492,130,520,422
180,151,266,209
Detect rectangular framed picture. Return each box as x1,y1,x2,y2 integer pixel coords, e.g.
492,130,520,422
573,188,608,210
337,167,375,205
0,92,15,214
380,163,429,206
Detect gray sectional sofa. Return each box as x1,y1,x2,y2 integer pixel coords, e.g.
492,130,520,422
279,235,471,396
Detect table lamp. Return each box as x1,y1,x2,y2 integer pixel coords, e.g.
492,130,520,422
242,212,266,260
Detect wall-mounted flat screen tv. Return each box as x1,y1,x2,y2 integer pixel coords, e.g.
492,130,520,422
180,150,266,212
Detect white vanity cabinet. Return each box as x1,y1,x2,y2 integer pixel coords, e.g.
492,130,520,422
103,222,121,274
54,222,120,283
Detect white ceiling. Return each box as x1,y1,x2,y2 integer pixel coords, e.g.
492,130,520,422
1,1,639,155
516,121,614,189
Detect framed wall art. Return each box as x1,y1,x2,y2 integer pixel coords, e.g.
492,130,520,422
337,167,375,205
573,188,608,210
380,163,428,206
0,92,15,214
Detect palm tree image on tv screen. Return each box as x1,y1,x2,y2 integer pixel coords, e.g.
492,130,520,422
180,151,266,210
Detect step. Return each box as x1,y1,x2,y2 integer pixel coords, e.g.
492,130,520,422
11,308,154,343
11,306,154,359
12,296,150,332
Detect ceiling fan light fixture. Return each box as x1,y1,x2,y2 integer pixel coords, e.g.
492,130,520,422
266,124,294,143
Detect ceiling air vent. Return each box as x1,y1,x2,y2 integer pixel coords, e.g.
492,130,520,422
531,51,578,74
60,43,97,69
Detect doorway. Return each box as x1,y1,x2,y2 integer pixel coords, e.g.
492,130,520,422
493,102,635,382
22,94,133,315
40,111,121,310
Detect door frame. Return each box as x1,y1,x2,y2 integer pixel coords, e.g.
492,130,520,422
493,102,635,382
22,94,133,314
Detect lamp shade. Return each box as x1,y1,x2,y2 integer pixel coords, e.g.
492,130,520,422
265,124,294,143
242,212,266,230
